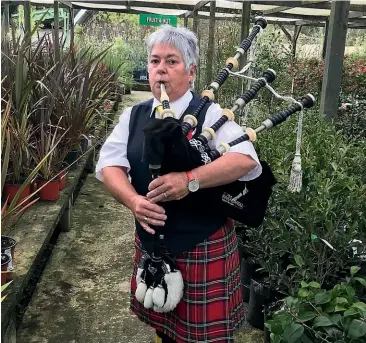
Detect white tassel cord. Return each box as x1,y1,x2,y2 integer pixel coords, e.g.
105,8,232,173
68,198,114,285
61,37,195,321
288,110,304,193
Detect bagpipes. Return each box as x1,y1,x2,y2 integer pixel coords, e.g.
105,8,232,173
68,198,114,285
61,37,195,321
135,17,315,313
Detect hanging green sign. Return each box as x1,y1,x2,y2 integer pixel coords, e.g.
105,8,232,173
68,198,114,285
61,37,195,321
139,14,177,27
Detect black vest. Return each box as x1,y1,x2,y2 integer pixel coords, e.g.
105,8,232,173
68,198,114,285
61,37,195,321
127,93,227,257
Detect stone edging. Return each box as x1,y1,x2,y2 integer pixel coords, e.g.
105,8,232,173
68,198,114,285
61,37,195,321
1,148,95,342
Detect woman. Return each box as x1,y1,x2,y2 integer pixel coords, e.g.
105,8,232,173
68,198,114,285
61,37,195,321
96,25,262,343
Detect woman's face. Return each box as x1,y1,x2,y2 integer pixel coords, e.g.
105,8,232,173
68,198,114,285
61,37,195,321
148,43,196,102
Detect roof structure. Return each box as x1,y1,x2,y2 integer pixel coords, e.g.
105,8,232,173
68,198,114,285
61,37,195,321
2,1,364,119
25,0,366,28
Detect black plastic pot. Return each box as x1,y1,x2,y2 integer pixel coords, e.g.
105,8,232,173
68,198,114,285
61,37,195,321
64,149,79,169
79,138,89,154
247,278,271,330
1,236,17,271
1,253,10,270
1,236,16,257
1,253,10,285
241,259,253,302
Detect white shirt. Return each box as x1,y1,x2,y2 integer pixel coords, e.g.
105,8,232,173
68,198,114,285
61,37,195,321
95,89,262,182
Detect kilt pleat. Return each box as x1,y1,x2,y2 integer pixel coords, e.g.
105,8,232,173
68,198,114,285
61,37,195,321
130,220,245,343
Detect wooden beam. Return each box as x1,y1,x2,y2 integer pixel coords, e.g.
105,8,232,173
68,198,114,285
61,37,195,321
59,1,72,8
322,19,329,59
206,1,216,84
24,0,32,51
193,8,198,34
250,1,305,6
348,11,366,19
263,6,289,15
69,7,74,52
303,1,366,12
184,0,210,18
184,16,188,28
263,1,328,15
278,23,292,42
320,0,350,120
240,1,251,68
72,0,193,11
265,12,328,21
54,1,60,65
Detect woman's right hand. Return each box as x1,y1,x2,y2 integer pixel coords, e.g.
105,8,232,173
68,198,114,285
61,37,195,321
131,195,167,234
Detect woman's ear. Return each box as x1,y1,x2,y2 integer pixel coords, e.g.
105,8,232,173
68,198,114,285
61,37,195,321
189,64,197,82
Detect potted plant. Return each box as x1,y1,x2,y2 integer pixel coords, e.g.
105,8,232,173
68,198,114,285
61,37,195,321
265,267,366,342
32,119,69,201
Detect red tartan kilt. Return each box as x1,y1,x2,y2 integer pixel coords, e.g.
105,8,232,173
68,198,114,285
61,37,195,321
130,219,245,343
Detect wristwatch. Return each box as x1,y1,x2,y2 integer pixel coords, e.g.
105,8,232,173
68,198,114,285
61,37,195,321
186,171,200,192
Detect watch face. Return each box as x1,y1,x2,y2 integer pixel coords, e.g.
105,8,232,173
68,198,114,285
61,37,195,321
189,180,200,192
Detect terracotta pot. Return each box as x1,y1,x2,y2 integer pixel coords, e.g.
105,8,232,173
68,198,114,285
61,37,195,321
59,170,67,190
1,197,8,215
3,183,30,205
38,180,60,201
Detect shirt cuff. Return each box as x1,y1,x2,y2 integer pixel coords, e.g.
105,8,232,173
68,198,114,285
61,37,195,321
95,158,131,182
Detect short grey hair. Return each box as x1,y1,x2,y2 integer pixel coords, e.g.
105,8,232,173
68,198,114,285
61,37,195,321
147,25,199,72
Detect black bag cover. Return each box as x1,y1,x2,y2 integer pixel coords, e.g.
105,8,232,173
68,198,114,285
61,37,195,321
144,118,277,228
218,161,277,227
143,117,203,174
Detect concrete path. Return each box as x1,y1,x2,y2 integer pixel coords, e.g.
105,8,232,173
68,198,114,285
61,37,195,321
17,91,263,343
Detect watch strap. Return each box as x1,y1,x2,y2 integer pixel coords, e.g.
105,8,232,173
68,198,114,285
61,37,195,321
186,171,195,182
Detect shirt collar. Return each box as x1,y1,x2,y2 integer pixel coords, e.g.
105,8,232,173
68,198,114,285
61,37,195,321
151,89,193,119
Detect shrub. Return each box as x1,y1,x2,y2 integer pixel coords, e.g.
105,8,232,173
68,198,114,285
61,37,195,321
244,109,366,294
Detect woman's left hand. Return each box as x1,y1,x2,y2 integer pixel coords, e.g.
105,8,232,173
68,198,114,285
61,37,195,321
147,172,189,203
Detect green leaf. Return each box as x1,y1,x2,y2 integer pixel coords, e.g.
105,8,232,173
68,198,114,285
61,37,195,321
335,305,347,312
286,264,296,271
347,319,366,339
352,302,366,312
313,315,334,328
331,314,342,327
297,311,317,322
340,317,353,331
344,307,359,317
314,292,331,305
1,281,13,292
354,277,366,287
350,266,361,276
285,296,299,309
301,281,309,288
298,288,311,298
308,282,321,289
294,255,304,267
346,285,356,297
336,297,348,305
270,333,281,343
283,323,304,343
266,319,283,335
